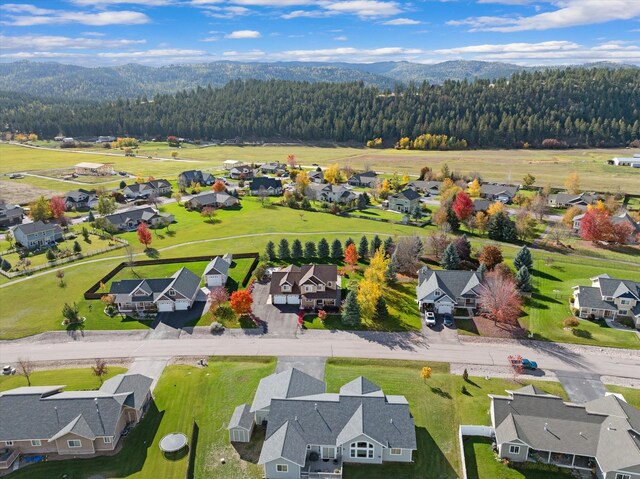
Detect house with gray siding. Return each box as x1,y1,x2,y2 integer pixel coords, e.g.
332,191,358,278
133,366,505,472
406,180,442,196
416,266,482,315
547,191,600,209
0,374,152,470
388,189,421,213
572,274,640,328
347,171,378,188
232,368,417,479
103,207,174,232
490,385,640,479
11,221,63,249
186,191,239,210
250,177,283,196
0,201,23,228
204,253,233,288
307,184,356,204
479,183,518,203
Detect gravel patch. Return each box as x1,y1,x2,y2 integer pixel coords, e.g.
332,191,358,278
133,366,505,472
601,376,640,388
450,363,559,382
25,358,132,372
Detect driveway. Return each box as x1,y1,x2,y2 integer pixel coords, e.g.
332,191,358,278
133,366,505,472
555,370,606,403
251,282,300,336
421,314,460,344
127,357,169,392
277,356,326,381
146,300,207,339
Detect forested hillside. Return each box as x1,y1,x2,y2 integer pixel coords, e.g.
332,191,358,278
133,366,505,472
2,68,639,148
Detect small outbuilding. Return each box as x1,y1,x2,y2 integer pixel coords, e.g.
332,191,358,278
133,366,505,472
228,403,253,443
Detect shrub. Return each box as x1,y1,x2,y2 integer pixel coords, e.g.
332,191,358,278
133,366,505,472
563,317,580,328
318,310,327,322
210,321,225,334
462,369,469,382
216,305,235,322
461,385,468,395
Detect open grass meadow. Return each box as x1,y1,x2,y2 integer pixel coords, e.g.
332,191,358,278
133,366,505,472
0,367,127,391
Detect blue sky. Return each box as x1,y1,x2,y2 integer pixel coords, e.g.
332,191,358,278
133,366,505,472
1,0,639,65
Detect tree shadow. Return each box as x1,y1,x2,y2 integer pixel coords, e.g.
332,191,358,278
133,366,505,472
531,269,561,282
430,386,452,399
166,230,176,237
232,425,265,464
572,329,593,339
145,248,160,258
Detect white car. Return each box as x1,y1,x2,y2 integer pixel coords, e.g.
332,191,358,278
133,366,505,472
424,312,436,327
2,365,16,375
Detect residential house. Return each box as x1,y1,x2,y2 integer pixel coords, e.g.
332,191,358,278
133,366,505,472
260,162,287,175
473,198,491,213
250,177,283,197
11,221,63,249
178,170,215,189
103,207,174,232
96,135,116,143
610,156,640,167
123,180,172,200
64,189,98,211
186,192,239,210
74,162,114,176
572,274,640,327
347,171,378,188
223,160,245,170
0,373,152,469
406,180,442,196
308,169,325,184
0,201,23,228
388,189,421,213
547,192,600,209
233,368,417,479
269,264,340,308
307,184,356,204
416,266,482,315
572,211,639,243
490,385,640,478
204,254,233,288
479,183,518,203
109,267,201,313
230,167,255,180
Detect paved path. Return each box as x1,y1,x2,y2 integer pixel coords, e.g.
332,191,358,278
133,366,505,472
556,370,606,403
1,330,639,383
127,357,169,391
276,356,326,381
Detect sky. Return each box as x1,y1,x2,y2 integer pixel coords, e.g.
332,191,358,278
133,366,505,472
1,0,639,66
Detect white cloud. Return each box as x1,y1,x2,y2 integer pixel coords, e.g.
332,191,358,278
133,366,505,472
230,0,311,5
1,7,150,26
201,36,220,41
222,49,267,60
449,0,640,32
334,35,348,40
433,40,579,54
202,5,250,17
225,30,262,38
70,0,174,5
323,0,402,18
382,17,420,25
0,34,145,50
0,51,89,59
281,9,336,18
98,48,208,58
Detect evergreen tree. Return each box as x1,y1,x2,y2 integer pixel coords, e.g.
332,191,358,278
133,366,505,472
373,296,388,321
341,290,361,326
119,180,126,189
87,210,95,222
441,243,460,270
487,212,518,243
413,236,424,256
344,237,354,249
46,248,56,261
278,238,290,259
369,235,382,257
446,207,460,231
265,240,276,261
516,265,532,293
356,194,367,211
317,238,330,259
73,241,82,254
477,262,487,279
454,235,471,261
383,236,394,254
411,205,422,221
358,235,369,259
304,241,316,259
291,239,303,259
331,239,343,259
361,192,370,206
513,246,533,272
385,249,398,283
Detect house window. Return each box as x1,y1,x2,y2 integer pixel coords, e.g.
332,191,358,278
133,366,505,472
322,447,336,459
615,475,631,479
508,445,520,455
5,441,14,446
31,440,41,446
305,285,312,292
434,291,441,296
169,290,175,296
67,439,82,448
103,437,113,444
350,441,374,459
276,464,288,473
327,282,333,287
390,448,402,455
282,285,290,292
620,300,629,305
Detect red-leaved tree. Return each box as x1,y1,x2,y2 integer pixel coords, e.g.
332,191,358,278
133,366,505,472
579,208,611,243
137,222,152,250
452,191,474,221
49,196,66,221
344,243,359,271
478,271,522,326
208,286,229,314
478,245,503,270
212,179,226,193
230,290,253,315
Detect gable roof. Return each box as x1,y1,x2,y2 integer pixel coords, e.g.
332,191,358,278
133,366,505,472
480,183,518,197
250,177,282,190
109,267,201,303
417,267,482,302
204,255,232,277
104,207,167,227
13,221,62,236
269,264,338,297
0,374,152,442
250,368,326,413
406,180,442,192
228,404,254,431
390,189,421,201
340,377,383,397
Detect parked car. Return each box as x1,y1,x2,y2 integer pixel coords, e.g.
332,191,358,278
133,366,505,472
119,171,128,176
424,311,436,327
443,314,455,328
2,365,16,375
521,359,538,370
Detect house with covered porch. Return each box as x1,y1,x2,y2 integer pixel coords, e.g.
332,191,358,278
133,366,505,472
572,274,640,328
416,266,482,316
269,264,340,309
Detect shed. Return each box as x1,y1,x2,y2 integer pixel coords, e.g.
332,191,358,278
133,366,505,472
228,404,254,443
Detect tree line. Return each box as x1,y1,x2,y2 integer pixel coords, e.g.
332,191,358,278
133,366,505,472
1,67,639,148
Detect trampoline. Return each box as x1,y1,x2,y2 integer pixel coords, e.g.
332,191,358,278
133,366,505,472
159,433,188,453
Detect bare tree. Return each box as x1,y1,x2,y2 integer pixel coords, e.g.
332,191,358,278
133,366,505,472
393,236,423,275
529,193,548,222
92,358,109,384
17,357,35,386
124,244,135,272
257,186,269,206
548,223,568,245
426,231,450,260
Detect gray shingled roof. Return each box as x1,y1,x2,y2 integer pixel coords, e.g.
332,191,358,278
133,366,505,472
597,277,640,300
407,180,442,193
190,191,236,207
574,286,618,311
0,374,152,442
251,368,326,413
259,421,308,466
100,374,152,410
269,264,338,298
340,377,383,397
13,221,62,235
109,267,201,304
480,183,518,197
417,267,482,302
391,189,421,201
250,177,282,190
228,404,254,431
104,206,165,227
204,255,231,277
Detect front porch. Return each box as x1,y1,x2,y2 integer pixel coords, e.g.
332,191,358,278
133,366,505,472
527,449,595,473
300,452,343,479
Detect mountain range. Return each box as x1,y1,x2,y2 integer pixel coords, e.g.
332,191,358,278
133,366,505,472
0,60,635,102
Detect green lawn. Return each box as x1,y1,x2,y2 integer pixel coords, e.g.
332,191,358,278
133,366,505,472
324,358,567,479
0,367,127,391
606,385,640,409
7,358,274,479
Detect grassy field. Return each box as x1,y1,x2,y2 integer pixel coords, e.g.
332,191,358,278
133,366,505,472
0,367,127,391
6,358,275,479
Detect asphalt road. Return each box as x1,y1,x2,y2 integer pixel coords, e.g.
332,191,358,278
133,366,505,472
1,330,638,382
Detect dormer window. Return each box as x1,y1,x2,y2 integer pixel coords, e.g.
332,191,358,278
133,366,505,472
305,285,313,292
317,285,324,291
435,291,441,297
169,290,175,296
282,285,290,292
327,282,333,287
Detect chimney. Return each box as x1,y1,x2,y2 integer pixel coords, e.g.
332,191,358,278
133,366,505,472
544,422,548,431
314,403,318,411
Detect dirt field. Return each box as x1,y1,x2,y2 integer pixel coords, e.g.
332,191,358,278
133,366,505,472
0,179,60,204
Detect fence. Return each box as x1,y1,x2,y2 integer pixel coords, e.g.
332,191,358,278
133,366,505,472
84,252,260,299
458,425,495,479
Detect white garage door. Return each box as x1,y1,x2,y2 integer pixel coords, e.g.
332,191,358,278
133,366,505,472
437,304,453,314
175,300,191,311
273,295,287,305
287,295,300,305
157,301,173,312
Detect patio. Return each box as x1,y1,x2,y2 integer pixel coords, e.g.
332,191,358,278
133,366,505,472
301,451,343,479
